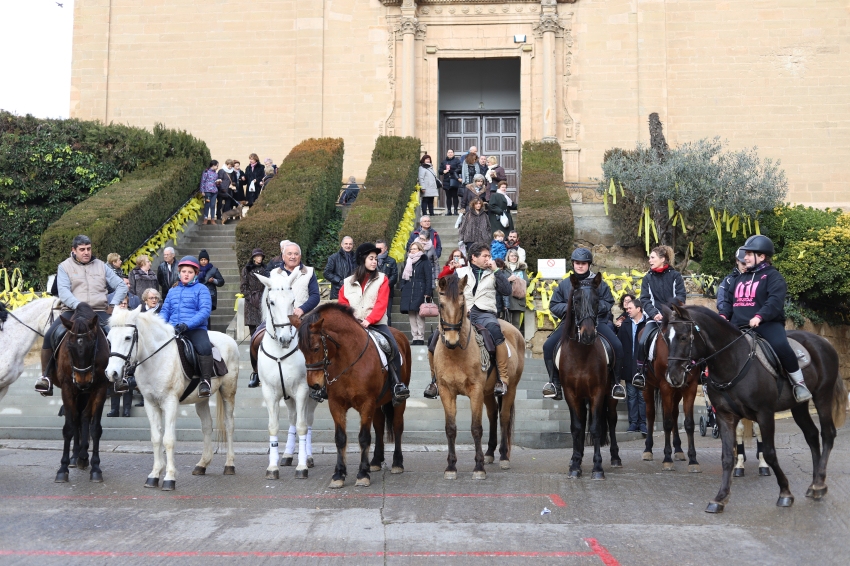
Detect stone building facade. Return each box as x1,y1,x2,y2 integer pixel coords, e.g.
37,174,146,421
72,0,849,207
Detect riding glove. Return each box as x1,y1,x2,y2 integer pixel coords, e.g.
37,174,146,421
175,323,189,335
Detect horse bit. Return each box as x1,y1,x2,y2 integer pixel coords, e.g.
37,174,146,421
304,329,370,388
108,324,175,391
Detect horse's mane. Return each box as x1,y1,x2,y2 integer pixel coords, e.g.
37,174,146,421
441,273,461,302
72,302,97,324
109,307,173,337
297,302,357,350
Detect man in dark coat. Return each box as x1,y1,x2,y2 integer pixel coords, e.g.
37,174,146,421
616,294,648,434
156,247,179,301
324,236,355,299
375,239,399,326
406,216,443,258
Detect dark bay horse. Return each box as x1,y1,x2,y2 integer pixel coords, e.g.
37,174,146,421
54,303,110,483
432,274,525,480
559,273,621,479
664,304,848,512
293,304,411,489
641,333,702,473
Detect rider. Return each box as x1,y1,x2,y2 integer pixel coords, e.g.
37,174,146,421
35,235,127,396
541,248,625,401
716,247,747,315
336,243,411,404
633,245,686,389
247,241,321,388
159,256,215,398
454,243,513,397
718,235,812,403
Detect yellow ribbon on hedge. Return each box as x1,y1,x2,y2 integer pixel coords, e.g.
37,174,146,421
123,194,204,272
0,267,48,309
389,187,420,263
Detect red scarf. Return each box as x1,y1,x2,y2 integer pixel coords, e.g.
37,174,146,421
651,265,669,274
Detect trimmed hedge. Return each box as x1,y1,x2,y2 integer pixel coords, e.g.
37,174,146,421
39,156,208,278
235,138,344,268
516,141,574,269
341,136,421,245
0,111,209,285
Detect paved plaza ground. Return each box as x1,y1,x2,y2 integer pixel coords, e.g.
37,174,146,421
0,418,847,565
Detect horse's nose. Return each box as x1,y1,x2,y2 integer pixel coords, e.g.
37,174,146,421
107,369,119,382
310,383,321,391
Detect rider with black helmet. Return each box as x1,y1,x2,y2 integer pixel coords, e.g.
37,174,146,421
541,248,626,401
716,247,747,315
718,235,812,402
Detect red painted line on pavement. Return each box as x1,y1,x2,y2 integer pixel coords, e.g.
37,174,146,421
0,549,600,559
548,493,567,507
584,538,621,566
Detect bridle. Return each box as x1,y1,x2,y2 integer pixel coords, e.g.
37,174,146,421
265,295,295,343
304,327,371,388
65,324,101,389
665,317,754,391
438,300,471,350
108,324,175,386
571,284,597,342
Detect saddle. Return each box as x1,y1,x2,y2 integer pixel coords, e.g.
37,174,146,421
554,334,614,373
48,313,108,356
748,333,811,379
176,336,228,379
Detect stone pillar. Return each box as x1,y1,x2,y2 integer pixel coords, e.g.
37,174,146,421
535,1,564,142
398,1,424,138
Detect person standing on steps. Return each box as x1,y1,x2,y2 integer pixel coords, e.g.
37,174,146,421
418,154,440,217
375,239,398,327
200,160,219,225
198,249,225,329
324,236,356,300
440,149,462,216
128,255,158,298
615,294,648,434
244,153,264,206
157,247,179,301
541,248,625,401
241,248,268,336
406,215,442,259
399,241,432,346
216,159,235,221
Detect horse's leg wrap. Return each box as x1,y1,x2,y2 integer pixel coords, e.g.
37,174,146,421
306,427,313,457
268,436,279,469
284,425,297,456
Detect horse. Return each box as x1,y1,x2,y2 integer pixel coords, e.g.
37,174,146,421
663,304,848,513
734,419,770,477
105,307,239,491
559,273,621,479
431,274,525,480
640,332,702,472
0,298,59,404
254,270,318,479
292,303,410,489
53,303,110,483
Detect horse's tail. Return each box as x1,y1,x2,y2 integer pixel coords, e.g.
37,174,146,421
584,401,610,447
382,402,395,444
832,375,848,430
215,388,227,446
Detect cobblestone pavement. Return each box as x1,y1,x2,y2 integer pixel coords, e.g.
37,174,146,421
0,418,847,565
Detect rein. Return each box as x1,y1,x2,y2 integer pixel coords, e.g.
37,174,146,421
304,326,371,388
439,314,471,350
0,302,59,337
108,324,176,383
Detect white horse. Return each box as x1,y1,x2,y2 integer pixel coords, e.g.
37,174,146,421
105,307,239,491
0,298,59,403
255,271,318,479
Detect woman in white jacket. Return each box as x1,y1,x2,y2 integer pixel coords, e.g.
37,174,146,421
417,154,440,217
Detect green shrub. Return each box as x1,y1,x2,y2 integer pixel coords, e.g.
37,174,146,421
235,138,344,268
516,141,574,269
341,136,421,245
306,208,345,271
38,156,208,278
0,111,209,285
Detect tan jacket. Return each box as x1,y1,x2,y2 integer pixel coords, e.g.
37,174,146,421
342,273,388,326
58,257,111,312
456,265,498,313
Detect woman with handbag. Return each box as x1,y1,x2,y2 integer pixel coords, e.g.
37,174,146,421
399,241,433,345
240,247,268,335
505,249,528,330
417,154,440,217
488,180,516,234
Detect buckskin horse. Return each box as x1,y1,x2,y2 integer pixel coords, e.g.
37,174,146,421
663,304,847,512
105,306,239,491
54,303,110,483
559,273,621,479
293,303,411,488
431,273,525,480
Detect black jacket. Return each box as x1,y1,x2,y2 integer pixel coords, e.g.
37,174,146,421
199,265,225,310
459,185,489,210
156,260,179,299
406,228,443,258
716,267,741,316
324,249,355,299
639,266,686,319
487,191,516,234
617,313,648,383
439,156,462,188
377,254,399,291
244,162,264,193
549,272,615,324
399,256,433,314
720,263,787,326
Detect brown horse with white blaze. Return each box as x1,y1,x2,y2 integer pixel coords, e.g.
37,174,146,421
432,274,525,480
292,304,411,488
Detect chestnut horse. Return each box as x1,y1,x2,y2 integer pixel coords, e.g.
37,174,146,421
293,304,411,489
431,274,525,480
54,303,110,483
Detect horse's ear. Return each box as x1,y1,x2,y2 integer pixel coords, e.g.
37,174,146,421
309,318,324,333
289,314,302,329
438,276,448,291
88,314,99,330
60,313,73,330
569,273,580,287
591,272,603,287
458,275,468,290
669,302,688,320
254,273,272,288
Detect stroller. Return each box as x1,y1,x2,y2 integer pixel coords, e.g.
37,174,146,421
699,381,720,438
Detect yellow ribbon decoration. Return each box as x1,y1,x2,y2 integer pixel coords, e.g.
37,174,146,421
123,194,204,272
0,268,49,309
389,187,420,263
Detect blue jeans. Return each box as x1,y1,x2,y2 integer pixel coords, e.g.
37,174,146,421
626,381,647,431
203,193,217,219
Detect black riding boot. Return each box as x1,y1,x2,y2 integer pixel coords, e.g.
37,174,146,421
424,333,439,399
35,350,55,396
542,358,563,400
390,362,410,406
611,357,626,400
248,372,260,388
198,355,214,398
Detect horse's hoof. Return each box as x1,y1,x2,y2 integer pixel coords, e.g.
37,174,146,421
391,466,404,475
642,452,653,461
68,458,77,469
499,460,511,470
610,459,623,468
295,469,308,479
776,496,794,507
591,471,605,480
370,464,382,472
280,456,293,467
161,480,176,491
733,468,745,478
77,458,89,470
144,477,159,488
329,479,345,489
54,471,69,483
90,470,103,483
307,457,314,469
811,486,827,500
355,477,371,488
662,462,675,471
758,467,771,477
472,470,486,480
266,470,279,480
484,455,494,464
192,466,206,476
223,466,236,476
568,469,582,479
705,502,724,514
688,465,701,473
444,471,457,480
805,486,814,498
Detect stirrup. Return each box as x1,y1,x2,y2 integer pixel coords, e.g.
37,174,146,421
611,383,626,400
792,384,812,403
35,376,53,396
423,380,439,399
198,380,211,398
494,380,508,397
632,373,646,390
309,387,327,403
393,382,410,400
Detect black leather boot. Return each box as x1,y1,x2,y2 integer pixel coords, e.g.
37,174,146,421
35,350,55,396
389,363,410,406
542,358,563,400
309,387,327,403
611,357,626,400
424,349,438,399
248,372,260,388
198,355,214,398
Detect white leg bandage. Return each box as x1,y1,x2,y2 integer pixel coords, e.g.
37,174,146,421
269,436,279,468
284,425,297,455
306,427,313,457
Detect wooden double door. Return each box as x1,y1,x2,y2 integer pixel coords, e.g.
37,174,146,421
441,113,520,202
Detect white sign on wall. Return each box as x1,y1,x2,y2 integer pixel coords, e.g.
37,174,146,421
537,258,567,279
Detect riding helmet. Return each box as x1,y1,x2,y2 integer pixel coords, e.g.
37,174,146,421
735,247,747,263
570,247,593,264
177,256,200,271
355,242,381,265
740,235,775,257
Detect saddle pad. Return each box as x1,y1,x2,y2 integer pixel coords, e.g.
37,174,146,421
750,335,811,378
177,338,227,379
647,329,660,362
367,331,403,371
554,337,611,371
